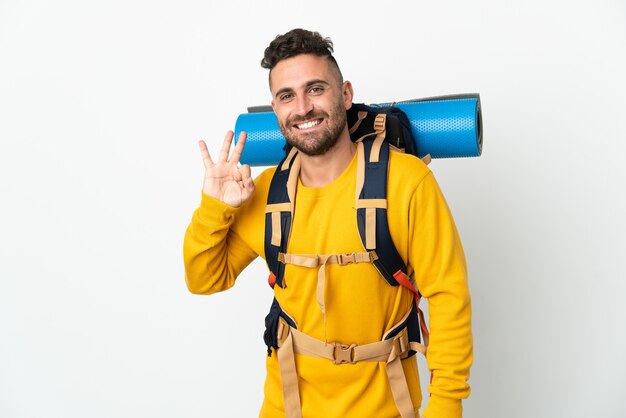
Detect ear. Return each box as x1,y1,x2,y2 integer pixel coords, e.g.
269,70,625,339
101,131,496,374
271,99,275,112
342,80,354,110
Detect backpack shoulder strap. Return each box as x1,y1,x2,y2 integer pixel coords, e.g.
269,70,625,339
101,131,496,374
355,134,408,287
265,147,299,288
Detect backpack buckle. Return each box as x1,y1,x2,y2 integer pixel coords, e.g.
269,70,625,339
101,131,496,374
373,114,386,133
337,253,356,265
276,317,291,346
332,343,357,364
392,328,410,359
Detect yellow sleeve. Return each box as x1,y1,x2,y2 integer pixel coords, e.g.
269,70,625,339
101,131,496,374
183,192,258,295
183,168,274,295
409,172,473,418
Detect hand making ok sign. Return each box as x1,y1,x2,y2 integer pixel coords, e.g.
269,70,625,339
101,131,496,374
198,131,255,208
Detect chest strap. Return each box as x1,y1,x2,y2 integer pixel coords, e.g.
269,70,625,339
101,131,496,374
279,251,377,314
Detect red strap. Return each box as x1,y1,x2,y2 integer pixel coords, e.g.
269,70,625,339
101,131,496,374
394,269,430,347
418,305,430,343
393,270,421,303
268,272,276,289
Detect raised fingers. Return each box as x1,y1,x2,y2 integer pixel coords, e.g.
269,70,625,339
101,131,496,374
202,130,247,168
218,130,235,163
228,131,247,165
198,140,214,169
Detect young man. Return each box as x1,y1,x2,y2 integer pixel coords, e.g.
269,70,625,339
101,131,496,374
184,29,472,418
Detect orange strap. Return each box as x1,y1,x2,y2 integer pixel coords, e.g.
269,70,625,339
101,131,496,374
393,270,430,347
268,272,277,289
393,270,420,302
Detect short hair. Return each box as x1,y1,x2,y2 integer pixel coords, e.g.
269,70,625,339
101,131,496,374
261,28,343,83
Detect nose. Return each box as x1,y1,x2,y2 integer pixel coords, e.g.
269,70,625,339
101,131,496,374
295,94,313,117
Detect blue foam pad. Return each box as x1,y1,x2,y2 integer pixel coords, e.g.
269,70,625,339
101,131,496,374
234,94,482,166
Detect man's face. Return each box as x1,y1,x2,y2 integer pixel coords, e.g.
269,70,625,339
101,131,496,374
270,54,352,157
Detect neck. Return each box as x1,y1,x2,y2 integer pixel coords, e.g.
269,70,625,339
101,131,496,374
298,130,355,188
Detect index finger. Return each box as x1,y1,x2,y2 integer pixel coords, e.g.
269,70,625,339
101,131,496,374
228,131,247,164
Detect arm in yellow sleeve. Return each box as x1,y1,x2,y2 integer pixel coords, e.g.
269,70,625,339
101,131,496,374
183,192,258,295
409,172,473,418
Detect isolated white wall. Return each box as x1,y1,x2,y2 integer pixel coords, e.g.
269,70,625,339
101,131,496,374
1,1,625,417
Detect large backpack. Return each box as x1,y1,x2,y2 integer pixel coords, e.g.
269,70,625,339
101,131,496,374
262,103,429,418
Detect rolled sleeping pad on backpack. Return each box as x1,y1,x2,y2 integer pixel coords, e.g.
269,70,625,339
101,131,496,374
234,93,482,166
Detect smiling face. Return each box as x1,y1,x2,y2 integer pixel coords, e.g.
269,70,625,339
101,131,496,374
270,54,353,157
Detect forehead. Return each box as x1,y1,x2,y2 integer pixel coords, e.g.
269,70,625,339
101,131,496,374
269,54,339,93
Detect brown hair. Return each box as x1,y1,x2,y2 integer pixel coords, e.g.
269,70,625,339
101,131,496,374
261,28,343,82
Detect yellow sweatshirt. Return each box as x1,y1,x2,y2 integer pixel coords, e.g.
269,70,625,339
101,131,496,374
184,150,472,418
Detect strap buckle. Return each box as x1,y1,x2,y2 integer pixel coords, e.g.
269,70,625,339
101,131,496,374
337,253,356,265
276,317,291,346
332,343,357,365
374,114,386,133
391,328,410,359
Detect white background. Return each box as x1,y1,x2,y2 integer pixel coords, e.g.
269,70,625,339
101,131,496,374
1,1,625,417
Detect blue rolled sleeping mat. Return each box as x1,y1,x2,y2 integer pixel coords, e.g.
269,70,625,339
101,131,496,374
234,93,482,166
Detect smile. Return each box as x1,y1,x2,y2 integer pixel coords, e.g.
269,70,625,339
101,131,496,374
295,119,322,130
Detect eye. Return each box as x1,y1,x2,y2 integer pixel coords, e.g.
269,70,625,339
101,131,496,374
279,93,294,102
308,86,324,95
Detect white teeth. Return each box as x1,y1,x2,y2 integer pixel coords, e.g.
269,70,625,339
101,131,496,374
296,120,320,129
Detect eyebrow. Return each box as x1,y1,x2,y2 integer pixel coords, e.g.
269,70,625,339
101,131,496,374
274,79,331,99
